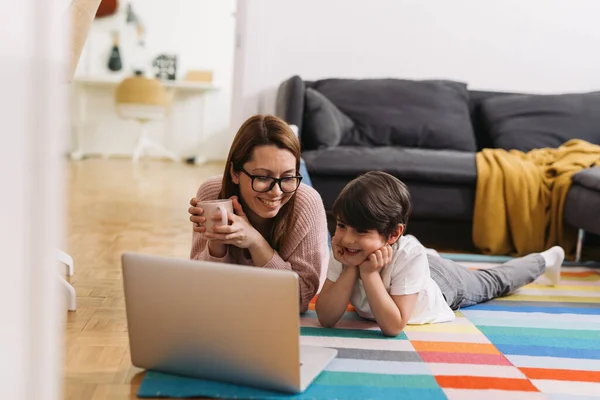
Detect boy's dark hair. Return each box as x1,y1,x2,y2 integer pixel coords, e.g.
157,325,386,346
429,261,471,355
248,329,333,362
332,171,412,239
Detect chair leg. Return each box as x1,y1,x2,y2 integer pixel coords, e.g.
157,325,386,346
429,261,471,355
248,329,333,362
131,122,179,162
132,122,148,163
59,275,77,311
575,229,585,263
142,137,179,162
57,249,74,276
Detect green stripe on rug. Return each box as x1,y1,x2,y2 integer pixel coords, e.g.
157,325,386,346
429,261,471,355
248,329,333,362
478,325,600,340
301,327,408,340
315,372,439,388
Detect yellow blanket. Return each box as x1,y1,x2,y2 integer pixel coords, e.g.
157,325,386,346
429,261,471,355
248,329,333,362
473,139,600,257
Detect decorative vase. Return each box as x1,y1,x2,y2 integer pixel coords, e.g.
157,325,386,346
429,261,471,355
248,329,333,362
107,31,122,72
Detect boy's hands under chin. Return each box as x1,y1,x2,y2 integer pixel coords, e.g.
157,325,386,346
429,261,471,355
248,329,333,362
331,235,345,263
359,244,393,275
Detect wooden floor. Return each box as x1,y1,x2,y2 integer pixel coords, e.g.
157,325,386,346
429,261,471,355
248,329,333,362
63,158,224,400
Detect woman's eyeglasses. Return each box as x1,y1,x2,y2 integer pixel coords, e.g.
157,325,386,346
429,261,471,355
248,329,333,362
239,167,302,193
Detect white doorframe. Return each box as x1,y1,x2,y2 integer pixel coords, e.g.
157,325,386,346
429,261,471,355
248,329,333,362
231,0,249,130
0,1,67,399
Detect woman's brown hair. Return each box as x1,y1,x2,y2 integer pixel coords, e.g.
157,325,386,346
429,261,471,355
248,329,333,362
220,115,301,251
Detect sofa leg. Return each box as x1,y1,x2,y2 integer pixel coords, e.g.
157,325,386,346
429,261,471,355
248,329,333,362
575,229,585,263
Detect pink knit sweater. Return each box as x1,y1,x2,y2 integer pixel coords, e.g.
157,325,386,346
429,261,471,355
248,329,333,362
190,176,330,313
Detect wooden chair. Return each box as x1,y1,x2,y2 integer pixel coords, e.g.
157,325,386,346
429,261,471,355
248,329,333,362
115,75,179,162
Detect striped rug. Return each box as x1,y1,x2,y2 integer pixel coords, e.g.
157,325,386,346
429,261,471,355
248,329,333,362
138,266,600,399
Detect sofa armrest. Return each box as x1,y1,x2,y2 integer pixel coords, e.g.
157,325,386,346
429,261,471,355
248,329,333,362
572,167,600,191
275,75,305,136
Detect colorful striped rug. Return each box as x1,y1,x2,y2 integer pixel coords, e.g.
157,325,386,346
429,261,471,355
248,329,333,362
138,265,600,399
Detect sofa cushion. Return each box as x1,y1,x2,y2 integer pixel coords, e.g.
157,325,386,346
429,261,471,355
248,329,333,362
307,78,477,152
481,92,600,152
310,175,475,222
302,146,477,185
571,167,600,191
301,88,357,149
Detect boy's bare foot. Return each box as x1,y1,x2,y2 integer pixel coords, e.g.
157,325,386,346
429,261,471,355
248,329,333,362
540,246,564,286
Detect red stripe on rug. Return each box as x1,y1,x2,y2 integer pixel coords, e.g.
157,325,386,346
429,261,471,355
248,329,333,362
412,341,500,354
520,367,600,382
308,296,355,312
420,351,511,365
561,271,599,278
436,376,539,391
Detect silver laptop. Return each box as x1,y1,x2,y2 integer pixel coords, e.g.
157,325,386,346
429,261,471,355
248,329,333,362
121,252,337,394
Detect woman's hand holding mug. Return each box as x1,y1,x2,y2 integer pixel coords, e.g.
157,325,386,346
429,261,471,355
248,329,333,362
189,198,230,232
189,196,262,250
189,198,205,233
189,198,232,257
204,196,262,250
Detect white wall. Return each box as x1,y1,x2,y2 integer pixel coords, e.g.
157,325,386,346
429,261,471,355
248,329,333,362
75,0,236,160
1,0,66,398
232,0,600,128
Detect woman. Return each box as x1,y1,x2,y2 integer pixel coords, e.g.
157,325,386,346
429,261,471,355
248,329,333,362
188,115,330,313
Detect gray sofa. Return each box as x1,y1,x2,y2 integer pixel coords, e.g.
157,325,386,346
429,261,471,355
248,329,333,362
275,75,600,260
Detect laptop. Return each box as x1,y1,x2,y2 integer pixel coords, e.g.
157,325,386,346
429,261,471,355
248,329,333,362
121,252,337,394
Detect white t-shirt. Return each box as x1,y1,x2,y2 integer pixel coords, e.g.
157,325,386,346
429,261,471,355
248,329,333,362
326,234,455,325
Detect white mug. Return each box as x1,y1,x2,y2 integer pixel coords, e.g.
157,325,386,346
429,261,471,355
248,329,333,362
197,199,233,233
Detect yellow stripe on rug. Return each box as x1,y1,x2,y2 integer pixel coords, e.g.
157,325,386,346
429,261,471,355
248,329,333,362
497,295,600,303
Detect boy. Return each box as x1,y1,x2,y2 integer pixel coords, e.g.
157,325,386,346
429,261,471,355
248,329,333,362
315,171,564,336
